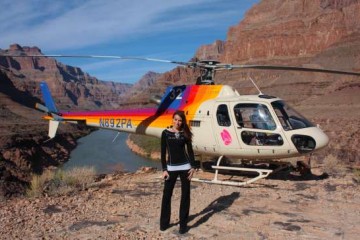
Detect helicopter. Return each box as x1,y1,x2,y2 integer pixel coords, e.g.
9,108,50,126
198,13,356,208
2,53,360,186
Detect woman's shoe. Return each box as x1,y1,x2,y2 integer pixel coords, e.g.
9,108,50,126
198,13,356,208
160,225,169,231
179,226,188,234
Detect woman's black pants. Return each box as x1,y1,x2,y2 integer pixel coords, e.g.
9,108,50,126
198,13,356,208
160,170,190,229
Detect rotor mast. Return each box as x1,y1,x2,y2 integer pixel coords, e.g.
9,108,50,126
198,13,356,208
195,60,220,85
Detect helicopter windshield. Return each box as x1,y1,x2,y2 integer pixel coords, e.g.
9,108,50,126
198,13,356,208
271,100,314,130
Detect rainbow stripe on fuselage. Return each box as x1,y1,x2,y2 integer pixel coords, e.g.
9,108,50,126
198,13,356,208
45,85,224,138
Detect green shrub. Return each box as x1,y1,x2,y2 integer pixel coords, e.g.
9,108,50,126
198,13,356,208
26,170,54,198
26,166,96,198
63,166,96,190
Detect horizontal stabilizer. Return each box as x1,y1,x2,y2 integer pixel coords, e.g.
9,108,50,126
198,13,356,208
48,120,59,139
35,103,49,113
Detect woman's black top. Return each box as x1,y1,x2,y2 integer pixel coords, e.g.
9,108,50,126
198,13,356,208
161,129,195,171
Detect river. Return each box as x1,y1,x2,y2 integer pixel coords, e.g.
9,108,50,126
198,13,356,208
62,129,161,174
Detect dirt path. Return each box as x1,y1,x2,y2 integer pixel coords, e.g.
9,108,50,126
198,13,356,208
0,169,359,240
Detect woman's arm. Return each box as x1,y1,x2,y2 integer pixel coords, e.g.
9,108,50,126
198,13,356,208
186,141,196,180
186,140,196,169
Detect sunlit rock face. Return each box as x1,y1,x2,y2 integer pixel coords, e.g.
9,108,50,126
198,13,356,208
221,0,360,63
1,44,132,110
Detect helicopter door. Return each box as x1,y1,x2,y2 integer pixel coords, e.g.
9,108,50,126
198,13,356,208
232,103,289,157
213,103,241,151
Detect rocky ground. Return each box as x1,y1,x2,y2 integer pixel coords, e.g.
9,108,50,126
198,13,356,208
0,165,359,240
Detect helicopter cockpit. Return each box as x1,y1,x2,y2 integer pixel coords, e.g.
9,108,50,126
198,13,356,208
212,98,317,150
227,100,318,151
271,100,314,130
231,101,315,131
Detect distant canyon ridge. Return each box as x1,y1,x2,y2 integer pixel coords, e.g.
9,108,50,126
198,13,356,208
1,0,359,197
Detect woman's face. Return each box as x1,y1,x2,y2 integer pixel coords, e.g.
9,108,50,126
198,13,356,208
172,114,183,130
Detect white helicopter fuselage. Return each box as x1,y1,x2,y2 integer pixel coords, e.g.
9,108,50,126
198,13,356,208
187,86,329,160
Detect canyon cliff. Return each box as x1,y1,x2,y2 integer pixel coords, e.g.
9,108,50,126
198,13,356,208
0,44,132,110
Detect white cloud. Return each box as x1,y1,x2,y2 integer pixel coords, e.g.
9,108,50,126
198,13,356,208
0,0,222,50
0,0,254,51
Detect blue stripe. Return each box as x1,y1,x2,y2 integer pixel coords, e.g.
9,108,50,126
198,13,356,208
158,85,186,112
40,81,58,113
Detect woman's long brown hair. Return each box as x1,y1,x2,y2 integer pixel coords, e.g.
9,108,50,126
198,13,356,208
173,110,193,142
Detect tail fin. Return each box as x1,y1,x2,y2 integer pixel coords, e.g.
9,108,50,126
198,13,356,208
40,81,58,113
37,81,62,139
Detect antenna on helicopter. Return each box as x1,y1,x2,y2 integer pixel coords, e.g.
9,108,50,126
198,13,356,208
248,76,263,95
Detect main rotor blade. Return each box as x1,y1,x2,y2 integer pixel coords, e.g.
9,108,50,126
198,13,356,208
2,53,359,76
229,64,360,76
0,54,191,66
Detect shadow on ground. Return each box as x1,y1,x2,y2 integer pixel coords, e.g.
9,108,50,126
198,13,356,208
189,192,240,228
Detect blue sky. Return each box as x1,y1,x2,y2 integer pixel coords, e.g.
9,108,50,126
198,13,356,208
0,0,259,84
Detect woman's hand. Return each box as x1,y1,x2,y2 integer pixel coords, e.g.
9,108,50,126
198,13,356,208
187,168,195,180
163,170,169,180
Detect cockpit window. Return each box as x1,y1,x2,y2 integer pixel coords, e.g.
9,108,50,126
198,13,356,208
216,104,231,127
233,103,276,130
271,100,314,130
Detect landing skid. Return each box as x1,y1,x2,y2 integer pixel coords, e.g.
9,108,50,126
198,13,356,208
192,156,288,186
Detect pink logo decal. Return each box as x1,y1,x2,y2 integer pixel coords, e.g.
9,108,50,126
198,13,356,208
220,129,232,145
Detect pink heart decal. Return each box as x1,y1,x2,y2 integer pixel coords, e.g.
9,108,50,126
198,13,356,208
220,129,232,145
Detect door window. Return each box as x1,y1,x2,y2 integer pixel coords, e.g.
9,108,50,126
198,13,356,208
233,103,276,130
241,131,284,146
216,104,231,127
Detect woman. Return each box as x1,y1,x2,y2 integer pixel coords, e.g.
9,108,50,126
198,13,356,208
160,110,196,234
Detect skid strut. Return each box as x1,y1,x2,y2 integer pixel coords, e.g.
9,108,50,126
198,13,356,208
192,156,273,186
